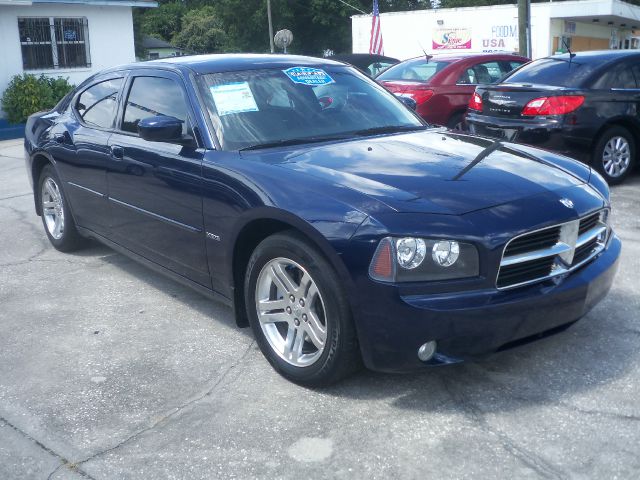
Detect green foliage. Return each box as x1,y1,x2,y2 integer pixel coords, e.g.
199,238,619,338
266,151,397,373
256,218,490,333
173,6,227,54
46,77,75,102
1,74,74,124
140,1,186,41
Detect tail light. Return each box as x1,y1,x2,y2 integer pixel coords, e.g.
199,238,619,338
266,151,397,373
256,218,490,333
468,92,483,112
404,86,434,105
521,95,585,116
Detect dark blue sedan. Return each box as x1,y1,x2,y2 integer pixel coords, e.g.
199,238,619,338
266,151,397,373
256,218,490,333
24,54,620,386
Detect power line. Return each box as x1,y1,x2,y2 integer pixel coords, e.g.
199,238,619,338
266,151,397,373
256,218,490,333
337,0,367,15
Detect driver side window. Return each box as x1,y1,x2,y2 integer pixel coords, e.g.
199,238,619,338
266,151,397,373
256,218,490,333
121,76,190,135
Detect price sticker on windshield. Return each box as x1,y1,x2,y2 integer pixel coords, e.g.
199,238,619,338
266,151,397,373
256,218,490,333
283,67,335,86
209,82,259,116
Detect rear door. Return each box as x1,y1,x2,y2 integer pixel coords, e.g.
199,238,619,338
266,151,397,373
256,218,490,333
58,76,125,235
592,60,640,124
106,70,210,287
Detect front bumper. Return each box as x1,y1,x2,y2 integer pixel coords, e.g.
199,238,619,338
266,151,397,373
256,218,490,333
353,234,620,372
466,113,592,162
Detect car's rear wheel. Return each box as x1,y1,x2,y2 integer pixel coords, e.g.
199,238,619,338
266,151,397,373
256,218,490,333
244,231,360,386
39,164,84,252
592,126,636,185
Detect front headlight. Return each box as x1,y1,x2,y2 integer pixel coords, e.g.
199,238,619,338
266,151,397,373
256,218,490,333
369,237,479,282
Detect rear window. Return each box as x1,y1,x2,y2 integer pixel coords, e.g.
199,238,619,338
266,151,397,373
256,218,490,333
503,57,597,87
377,59,451,83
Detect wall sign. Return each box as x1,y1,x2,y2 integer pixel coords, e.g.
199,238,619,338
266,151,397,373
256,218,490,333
432,28,472,50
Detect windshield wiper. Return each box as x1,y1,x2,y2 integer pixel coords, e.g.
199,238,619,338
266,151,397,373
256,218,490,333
239,134,352,151
350,125,428,137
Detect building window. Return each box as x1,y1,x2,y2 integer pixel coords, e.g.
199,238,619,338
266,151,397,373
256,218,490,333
18,17,91,70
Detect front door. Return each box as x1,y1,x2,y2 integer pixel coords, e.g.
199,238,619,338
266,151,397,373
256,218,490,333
106,72,210,287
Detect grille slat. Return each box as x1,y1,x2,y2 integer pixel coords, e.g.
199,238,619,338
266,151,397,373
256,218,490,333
504,227,561,257
573,237,599,265
497,211,607,290
497,257,555,288
578,213,599,236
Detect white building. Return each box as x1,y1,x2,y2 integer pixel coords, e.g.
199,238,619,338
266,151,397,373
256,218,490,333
352,0,640,60
0,0,156,118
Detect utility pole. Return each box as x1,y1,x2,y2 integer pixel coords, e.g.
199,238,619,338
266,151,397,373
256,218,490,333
267,0,275,53
518,0,531,57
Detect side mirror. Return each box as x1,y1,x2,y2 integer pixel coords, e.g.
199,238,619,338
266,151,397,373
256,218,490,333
138,116,183,142
395,94,417,111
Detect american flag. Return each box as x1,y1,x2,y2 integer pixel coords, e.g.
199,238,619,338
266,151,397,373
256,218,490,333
369,0,384,55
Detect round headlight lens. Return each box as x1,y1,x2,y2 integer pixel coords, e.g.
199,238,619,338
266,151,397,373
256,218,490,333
396,237,426,269
432,240,460,267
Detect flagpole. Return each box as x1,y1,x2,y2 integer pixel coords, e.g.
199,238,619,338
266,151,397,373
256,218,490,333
267,0,275,53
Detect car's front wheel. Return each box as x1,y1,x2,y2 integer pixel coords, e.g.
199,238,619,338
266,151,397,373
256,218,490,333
592,126,636,185
244,231,360,386
39,164,84,252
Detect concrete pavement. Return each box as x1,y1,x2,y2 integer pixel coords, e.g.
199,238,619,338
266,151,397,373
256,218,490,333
1,138,639,479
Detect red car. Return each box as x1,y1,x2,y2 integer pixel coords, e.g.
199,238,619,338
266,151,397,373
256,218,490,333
377,53,529,130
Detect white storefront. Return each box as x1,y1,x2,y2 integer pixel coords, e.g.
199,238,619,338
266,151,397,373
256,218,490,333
0,0,156,118
352,0,640,60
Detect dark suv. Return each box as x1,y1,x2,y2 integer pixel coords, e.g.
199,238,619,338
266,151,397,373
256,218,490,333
466,50,640,184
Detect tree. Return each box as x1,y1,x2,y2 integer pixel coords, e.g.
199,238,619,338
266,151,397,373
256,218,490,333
173,6,227,54
140,1,186,41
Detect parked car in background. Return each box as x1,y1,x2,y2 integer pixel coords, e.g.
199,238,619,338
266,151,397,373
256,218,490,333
377,53,529,130
25,54,619,386
328,53,399,77
466,50,640,184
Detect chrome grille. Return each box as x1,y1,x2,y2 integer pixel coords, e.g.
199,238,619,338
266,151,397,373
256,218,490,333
497,210,609,290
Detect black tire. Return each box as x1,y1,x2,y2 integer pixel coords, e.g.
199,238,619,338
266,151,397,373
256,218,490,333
244,231,361,386
38,164,85,252
592,126,636,185
447,113,465,132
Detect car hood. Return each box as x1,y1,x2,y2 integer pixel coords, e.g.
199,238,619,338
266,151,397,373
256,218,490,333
277,130,590,215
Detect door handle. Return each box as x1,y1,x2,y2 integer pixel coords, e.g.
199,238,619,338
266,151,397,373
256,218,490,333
110,145,124,160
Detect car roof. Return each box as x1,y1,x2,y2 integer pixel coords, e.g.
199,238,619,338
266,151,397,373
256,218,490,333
543,49,640,64
329,54,399,63
109,54,347,76
402,52,528,63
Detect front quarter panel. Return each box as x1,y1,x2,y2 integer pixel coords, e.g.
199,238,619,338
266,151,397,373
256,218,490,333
200,150,375,298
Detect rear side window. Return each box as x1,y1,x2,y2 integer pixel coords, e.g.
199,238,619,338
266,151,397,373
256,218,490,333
506,60,526,72
503,58,597,87
377,59,451,82
76,78,123,129
458,61,504,84
368,61,394,77
122,76,190,135
592,63,638,89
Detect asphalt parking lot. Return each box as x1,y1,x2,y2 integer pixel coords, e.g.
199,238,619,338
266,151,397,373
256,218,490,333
1,137,639,480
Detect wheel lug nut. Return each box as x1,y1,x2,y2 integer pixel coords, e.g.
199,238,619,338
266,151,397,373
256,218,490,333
299,299,305,307
302,313,308,322
294,318,300,326
286,307,292,314
289,295,295,302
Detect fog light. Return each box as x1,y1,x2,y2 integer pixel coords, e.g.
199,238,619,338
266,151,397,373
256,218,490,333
417,341,437,362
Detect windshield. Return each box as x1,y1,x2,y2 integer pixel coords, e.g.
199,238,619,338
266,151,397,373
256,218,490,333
376,59,451,83
198,66,423,151
503,57,596,87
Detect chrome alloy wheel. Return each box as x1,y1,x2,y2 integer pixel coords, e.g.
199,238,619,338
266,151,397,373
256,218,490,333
41,177,65,240
602,136,631,178
255,257,328,367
